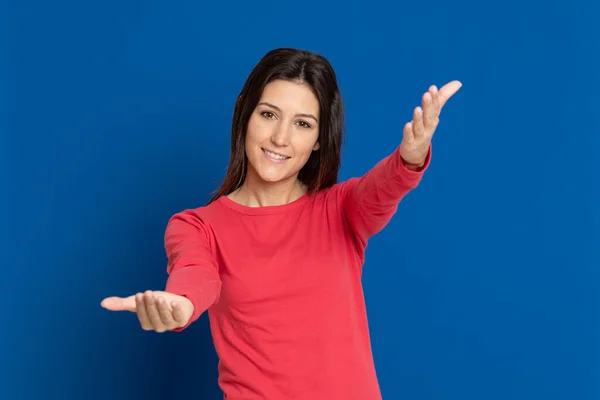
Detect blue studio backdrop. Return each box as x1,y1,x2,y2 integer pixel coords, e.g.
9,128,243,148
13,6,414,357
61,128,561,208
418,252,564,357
2,1,598,399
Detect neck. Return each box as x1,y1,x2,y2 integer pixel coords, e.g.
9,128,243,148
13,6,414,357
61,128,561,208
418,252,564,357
229,172,306,208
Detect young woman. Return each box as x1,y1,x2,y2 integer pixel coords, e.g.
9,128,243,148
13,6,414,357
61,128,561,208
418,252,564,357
102,47,461,399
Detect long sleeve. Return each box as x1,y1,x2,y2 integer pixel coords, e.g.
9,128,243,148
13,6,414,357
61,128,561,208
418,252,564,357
163,210,222,331
341,145,431,252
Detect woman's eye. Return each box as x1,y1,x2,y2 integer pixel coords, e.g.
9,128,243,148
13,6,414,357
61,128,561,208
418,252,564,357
297,121,311,129
261,111,275,119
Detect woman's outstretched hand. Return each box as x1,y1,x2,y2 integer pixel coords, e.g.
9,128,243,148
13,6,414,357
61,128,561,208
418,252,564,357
101,290,194,332
400,80,462,166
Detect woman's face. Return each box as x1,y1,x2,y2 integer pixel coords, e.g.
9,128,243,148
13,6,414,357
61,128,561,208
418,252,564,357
244,79,321,186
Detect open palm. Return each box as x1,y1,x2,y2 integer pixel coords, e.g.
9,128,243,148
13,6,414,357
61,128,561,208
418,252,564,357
400,80,462,165
101,290,194,332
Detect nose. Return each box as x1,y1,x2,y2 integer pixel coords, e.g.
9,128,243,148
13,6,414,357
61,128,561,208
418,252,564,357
270,122,291,147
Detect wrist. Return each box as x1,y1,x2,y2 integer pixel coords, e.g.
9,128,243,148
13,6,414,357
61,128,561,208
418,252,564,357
401,157,426,171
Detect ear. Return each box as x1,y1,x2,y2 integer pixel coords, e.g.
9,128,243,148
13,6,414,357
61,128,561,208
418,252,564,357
313,141,320,151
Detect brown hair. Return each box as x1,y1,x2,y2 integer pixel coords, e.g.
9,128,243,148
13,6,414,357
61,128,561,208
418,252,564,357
208,48,345,204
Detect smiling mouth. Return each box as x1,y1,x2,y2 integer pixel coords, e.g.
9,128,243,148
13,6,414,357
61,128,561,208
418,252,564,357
262,148,290,161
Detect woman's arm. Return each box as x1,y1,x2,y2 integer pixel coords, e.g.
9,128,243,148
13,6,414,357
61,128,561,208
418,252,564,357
341,145,430,250
341,81,461,251
164,210,222,331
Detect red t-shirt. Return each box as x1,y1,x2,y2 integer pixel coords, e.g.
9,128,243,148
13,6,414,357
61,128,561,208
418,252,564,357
164,146,430,399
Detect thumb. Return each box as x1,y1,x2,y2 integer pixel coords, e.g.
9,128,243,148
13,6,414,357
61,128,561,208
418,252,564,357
170,301,192,325
437,80,462,109
101,295,136,312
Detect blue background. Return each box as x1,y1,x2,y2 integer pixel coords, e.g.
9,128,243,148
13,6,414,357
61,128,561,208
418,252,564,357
2,0,598,399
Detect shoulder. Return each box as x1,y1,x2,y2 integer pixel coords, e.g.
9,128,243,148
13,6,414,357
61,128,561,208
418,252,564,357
297,179,360,220
164,199,228,240
169,199,225,221
310,178,359,206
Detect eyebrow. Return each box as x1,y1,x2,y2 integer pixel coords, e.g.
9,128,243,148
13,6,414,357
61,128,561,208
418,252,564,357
258,102,318,123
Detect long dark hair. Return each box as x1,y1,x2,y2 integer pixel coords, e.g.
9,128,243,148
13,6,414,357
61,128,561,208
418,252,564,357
207,47,345,204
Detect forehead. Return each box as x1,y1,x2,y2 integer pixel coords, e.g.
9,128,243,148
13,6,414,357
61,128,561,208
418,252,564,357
260,79,319,115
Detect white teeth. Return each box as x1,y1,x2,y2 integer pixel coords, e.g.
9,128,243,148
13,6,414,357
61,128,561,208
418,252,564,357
263,149,288,160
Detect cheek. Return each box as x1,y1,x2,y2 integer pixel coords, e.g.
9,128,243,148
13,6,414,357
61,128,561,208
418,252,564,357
246,118,273,147
245,120,259,143
296,133,319,155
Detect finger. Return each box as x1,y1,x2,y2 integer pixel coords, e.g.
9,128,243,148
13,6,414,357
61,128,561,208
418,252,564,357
171,302,188,326
422,91,438,131
403,121,414,142
429,85,440,114
437,80,462,109
135,292,152,330
101,295,136,312
412,106,425,138
143,291,166,332
156,296,177,328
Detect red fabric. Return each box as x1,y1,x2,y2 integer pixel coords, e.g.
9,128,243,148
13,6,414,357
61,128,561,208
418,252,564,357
164,146,431,399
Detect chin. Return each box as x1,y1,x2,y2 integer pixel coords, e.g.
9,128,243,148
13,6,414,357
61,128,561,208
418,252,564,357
256,169,293,184
246,162,293,185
